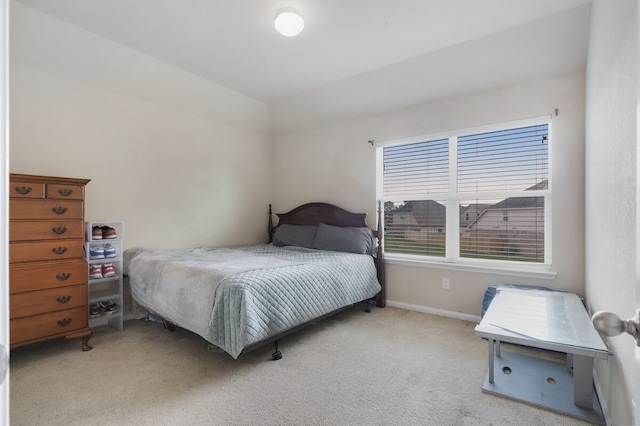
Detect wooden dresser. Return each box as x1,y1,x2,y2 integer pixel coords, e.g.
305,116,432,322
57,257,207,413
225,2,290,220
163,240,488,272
9,173,92,351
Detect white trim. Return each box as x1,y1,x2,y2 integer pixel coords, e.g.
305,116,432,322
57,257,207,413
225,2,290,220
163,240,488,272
385,255,557,280
386,300,481,323
0,0,9,422
375,148,384,207
446,136,458,258
544,120,553,264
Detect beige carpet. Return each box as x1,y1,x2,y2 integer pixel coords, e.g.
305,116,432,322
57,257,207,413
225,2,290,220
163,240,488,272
10,307,593,426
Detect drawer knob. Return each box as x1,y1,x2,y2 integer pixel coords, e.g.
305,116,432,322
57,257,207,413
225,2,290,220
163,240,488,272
52,207,68,215
52,247,68,255
52,226,68,235
56,295,72,304
14,186,32,195
56,318,72,327
56,273,71,281
58,189,73,197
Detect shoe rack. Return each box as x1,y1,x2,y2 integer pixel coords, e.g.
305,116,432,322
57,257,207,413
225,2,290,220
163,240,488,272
85,221,124,331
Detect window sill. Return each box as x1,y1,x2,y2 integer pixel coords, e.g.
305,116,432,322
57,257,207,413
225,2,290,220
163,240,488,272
384,254,557,280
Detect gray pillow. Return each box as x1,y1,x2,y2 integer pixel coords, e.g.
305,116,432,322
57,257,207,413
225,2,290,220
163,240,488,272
272,224,318,248
312,223,376,254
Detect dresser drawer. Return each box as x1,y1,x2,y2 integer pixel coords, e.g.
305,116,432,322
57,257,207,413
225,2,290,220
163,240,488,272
10,240,85,263
10,285,87,318
10,260,87,293
10,220,84,241
10,181,44,199
10,199,83,220
46,183,85,200
10,307,87,345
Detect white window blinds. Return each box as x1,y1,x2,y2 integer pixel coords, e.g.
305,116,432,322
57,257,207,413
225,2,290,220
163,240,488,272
457,125,548,193
383,139,449,197
379,121,550,264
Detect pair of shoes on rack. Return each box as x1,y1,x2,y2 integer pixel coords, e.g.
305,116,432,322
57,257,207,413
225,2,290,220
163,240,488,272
89,303,101,318
89,263,116,279
89,244,117,259
89,300,117,317
92,226,117,240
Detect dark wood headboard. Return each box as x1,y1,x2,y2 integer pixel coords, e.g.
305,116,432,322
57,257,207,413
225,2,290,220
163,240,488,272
268,202,385,308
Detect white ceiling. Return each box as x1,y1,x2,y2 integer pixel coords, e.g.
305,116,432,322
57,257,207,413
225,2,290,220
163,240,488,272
14,0,593,106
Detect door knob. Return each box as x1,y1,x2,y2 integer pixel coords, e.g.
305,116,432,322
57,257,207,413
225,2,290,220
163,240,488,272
592,310,640,346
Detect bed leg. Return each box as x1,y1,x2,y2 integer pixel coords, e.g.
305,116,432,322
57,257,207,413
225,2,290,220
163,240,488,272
363,299,372,313
163,321,177,332
272,340,283,361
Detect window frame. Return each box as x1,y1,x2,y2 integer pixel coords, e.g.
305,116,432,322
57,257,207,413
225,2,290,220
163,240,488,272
376,115,554,279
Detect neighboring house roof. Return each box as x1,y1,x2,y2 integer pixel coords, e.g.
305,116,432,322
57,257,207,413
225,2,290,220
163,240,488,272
391,200,447,228
464,180,547,230
410,200,446,227
460,203,492,217
392,202,415,214
491,179,547,209
459,203,493,228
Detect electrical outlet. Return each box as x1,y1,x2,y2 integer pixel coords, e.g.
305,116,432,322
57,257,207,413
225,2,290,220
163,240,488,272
442,277,450,290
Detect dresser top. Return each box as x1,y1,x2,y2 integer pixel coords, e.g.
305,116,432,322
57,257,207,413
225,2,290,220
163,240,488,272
10,173,90,186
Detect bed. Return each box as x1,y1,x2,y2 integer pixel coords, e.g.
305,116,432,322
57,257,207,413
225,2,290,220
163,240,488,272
124,202,385,359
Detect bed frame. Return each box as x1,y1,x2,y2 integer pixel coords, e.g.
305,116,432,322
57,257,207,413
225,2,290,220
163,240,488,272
157,202,386,361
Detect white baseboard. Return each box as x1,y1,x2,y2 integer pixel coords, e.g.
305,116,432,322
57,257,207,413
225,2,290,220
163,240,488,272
386,300,481,324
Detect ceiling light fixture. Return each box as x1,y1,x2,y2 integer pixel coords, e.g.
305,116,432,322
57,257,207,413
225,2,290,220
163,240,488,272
274,8,304,37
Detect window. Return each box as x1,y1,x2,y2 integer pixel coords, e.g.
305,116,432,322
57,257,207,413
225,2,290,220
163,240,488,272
377,117,550,265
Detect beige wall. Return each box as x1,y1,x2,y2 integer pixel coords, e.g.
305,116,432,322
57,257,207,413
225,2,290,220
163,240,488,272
585,1,639,424
274,72,586,318
9,4,273,250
